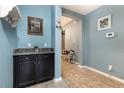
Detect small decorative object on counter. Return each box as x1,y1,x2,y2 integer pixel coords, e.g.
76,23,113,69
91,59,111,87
34,45,39,52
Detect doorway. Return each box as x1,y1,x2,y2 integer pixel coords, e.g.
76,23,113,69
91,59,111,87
61,9,83,65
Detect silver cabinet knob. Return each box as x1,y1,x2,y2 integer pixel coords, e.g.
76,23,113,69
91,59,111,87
25,57,29,60
44,56,47,58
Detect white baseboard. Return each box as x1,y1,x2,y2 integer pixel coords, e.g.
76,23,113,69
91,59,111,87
72,61,79,65
79,65,124,84
54,77,62,82
84,65,110,77
78,65,86,68
78,65,84,68
74,62,79,64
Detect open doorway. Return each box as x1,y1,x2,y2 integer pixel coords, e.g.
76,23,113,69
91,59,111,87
61,8,83,66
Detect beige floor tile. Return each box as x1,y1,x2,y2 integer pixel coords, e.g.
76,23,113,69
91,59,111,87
29,58,124,88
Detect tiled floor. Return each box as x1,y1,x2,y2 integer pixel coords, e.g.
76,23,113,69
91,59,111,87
29,59,124,88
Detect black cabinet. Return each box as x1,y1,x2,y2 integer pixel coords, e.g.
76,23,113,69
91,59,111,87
13,53,54,88
36,54,54,83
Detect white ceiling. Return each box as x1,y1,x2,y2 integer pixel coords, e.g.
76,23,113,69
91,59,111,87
61,5,102,15
61,16,73,26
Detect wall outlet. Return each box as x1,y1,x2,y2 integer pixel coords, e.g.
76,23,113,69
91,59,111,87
44,43,47,47
28,43,31,47
108,65,112,71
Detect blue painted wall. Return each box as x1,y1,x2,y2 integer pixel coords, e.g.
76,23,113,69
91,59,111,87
83,5,124,79
51,5,55,48
17,5,52,48
0,19,17,87
54,5,62,79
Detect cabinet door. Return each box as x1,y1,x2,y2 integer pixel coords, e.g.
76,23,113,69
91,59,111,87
36,54,54,83
16,61,35,87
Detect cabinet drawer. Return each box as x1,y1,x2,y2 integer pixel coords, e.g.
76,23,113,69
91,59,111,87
37,54,53,61
14,55,35,63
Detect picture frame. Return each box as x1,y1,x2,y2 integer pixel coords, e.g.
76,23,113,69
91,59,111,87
28,16,43,36
98,15,111,31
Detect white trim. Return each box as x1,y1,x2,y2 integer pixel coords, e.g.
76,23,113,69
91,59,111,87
78,65,84,68
79,65,124,84
72,61,79,65
54,77,62,82
84,65,110,77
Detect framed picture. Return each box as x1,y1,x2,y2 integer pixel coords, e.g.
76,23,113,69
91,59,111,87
28,16,43,36
98,15,111,31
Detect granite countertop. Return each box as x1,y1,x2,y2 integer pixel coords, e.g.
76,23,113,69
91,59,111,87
13,48,54,56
